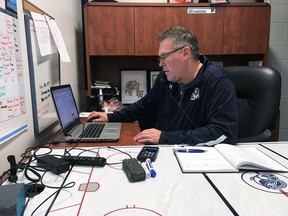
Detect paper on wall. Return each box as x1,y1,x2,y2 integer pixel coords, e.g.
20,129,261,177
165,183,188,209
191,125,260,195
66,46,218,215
30,12,57,56
45,14,71,62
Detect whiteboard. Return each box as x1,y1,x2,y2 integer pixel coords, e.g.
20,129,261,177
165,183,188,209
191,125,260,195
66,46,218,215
25,14,60,136
0,8,28,145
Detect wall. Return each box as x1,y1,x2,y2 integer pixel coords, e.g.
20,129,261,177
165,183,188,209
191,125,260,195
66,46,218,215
0,0,84,175
268,0,288,140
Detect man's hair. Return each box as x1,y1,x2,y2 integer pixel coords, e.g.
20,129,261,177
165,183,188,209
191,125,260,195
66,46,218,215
156,26,199,60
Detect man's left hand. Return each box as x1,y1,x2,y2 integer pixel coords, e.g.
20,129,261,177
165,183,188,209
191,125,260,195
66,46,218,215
134,128,161,144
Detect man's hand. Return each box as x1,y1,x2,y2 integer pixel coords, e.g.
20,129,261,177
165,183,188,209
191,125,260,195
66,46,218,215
87,111,108,122
134,128,161,144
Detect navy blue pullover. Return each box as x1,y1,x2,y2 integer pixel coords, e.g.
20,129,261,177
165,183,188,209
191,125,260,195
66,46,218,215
108,55,238,145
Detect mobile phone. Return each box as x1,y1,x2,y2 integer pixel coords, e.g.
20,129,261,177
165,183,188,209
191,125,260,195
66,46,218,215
137,146,159,162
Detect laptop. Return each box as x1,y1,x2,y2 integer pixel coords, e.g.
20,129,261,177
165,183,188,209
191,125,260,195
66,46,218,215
50,84,121,142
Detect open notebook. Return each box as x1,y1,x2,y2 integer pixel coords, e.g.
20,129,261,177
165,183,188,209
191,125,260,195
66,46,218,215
174,144,288,173
50,84,121,142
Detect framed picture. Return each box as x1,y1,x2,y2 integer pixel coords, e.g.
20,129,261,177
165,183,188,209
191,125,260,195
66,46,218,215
150,71,160,89
121,70,147,104
209,0,230,4
168,0,192,2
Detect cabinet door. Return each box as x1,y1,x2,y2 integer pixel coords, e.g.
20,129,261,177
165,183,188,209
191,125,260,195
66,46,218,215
172,7,223,55
85,6,134,55
135,7,175,55
135,6,224,55
223,6,270,54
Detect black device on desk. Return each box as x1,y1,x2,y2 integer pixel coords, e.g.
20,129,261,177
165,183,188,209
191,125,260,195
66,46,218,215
137,146,159,162
122,158,146,182
37,155,70,175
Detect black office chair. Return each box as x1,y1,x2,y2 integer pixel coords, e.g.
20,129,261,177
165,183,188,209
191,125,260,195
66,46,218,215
224,66,281,142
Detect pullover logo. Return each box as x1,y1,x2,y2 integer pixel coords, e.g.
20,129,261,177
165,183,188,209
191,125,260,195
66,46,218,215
191,87,200,100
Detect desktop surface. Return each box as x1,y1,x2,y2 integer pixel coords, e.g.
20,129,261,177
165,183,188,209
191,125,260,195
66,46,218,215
2,121,288,215
6,143,288,216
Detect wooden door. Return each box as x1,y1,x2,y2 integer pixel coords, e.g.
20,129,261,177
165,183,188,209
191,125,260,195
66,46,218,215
172,6,224,55
85,6,134,55
223,6,270,54
135,7,175,55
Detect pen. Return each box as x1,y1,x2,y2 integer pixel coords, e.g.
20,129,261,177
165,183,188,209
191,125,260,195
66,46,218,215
145,158,156,178
176,149,206,153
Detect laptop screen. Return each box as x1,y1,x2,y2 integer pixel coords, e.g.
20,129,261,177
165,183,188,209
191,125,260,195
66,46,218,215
51,85,79,132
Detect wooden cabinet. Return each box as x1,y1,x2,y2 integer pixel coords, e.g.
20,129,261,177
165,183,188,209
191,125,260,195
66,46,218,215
85,6,134,55
84,2,271,95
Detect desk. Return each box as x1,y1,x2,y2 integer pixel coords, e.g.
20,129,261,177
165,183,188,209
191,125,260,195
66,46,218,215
5,143,288,216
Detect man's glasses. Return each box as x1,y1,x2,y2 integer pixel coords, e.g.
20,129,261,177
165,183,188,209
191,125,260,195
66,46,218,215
158,46,186,62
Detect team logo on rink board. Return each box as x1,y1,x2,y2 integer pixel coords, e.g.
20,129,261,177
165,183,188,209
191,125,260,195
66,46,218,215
242,172,288,196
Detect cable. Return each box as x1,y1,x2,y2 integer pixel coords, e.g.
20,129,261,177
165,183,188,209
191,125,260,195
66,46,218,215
0,168,17,184
30,180,75,216
168,88,198,129
0,147,41,184
107,146,132,158
71,147,100,157
22,147,54,183
47,128,63,144
24,160,75,215
24,165,41,183
44,164,74,216
161,71,200,129
105,146,133,165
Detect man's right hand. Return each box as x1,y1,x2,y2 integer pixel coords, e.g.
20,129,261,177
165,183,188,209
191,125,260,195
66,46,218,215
87,111,108,122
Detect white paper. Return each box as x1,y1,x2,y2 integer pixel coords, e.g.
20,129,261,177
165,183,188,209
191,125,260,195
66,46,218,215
216,144,288,171
45,14,71,62
174,147,237,173
30,12,57,56
79,112,92,117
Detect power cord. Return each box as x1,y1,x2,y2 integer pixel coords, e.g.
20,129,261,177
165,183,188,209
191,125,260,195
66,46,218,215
106,146,132,165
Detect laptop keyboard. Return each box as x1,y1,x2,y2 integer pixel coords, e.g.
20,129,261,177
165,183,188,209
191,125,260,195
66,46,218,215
80,123,105,138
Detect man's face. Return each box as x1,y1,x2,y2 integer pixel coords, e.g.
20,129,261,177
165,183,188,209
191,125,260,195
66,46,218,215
158,38,186,83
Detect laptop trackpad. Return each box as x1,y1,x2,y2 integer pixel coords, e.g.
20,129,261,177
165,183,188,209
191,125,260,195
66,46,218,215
105,129,119,133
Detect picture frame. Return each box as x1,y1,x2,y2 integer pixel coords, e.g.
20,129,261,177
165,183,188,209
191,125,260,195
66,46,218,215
168,0,192,3
121,70,147,104
209,0,230,4
150,71,160,89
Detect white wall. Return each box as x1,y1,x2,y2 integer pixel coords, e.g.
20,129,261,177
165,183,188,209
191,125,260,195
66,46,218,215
0,0,84,175
268,0,288,141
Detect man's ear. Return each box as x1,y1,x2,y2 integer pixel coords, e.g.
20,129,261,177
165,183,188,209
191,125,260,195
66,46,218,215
183,46,191,60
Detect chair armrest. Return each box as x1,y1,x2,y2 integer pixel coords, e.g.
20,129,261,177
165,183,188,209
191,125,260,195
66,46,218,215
237,129,271,143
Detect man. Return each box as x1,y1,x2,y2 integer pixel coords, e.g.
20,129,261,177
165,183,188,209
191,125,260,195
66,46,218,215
88,26,238,145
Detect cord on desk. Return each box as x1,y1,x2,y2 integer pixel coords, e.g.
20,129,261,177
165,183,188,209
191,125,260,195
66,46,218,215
46,128,63,144
106,146,133,165
29,165,75,216
44,164,74,216
107,146,132,158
